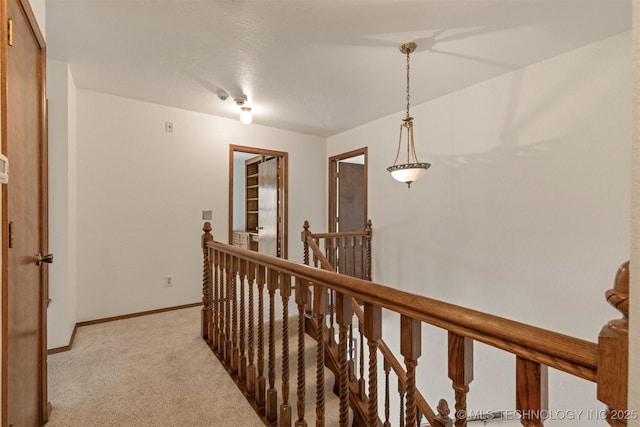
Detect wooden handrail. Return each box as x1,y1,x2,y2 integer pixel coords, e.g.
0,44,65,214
202,221,627,426
306,233,438,425
206,240,597,381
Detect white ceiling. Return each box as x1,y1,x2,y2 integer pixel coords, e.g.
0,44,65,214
46,0,631,137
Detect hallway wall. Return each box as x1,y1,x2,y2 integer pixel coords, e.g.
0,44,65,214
327,31,631,419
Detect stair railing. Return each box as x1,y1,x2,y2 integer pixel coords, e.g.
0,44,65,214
200,221,629,427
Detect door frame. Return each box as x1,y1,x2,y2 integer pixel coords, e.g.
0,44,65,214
328,147,368,232
228,145,288,258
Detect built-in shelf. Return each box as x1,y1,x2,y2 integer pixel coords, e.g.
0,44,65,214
244,155,264,240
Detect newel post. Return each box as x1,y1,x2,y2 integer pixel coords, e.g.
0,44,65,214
201,221,214,341
302,220,311,266
597,261,629,426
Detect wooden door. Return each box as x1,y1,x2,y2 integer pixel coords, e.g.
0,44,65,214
2,0,49,425
337,161,365,276
258,157,278,257
338,162,365,233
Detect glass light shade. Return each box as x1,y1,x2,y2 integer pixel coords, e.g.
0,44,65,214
239,107,253,124
387,163,430,186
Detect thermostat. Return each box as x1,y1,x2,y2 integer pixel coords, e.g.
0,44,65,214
0,154,8,184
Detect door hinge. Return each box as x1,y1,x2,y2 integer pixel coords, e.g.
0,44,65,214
8,221,13,248
8,18,13,46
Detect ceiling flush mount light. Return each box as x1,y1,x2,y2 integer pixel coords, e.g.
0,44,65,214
233,95,253,125
387,42,430,188
239,106,253,124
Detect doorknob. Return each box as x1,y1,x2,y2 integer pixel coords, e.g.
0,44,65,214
35,253,53,266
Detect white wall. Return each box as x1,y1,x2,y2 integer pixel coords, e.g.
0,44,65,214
630,0,640,423
47,60,78,348
73,89,325,322
328,32,631,421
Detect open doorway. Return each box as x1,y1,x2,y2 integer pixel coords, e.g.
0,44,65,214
329,147,368,233
229,145,288,258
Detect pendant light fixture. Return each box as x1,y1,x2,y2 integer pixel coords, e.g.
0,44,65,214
387,42,430,188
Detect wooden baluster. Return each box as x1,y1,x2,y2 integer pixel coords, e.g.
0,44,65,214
266,268,279,424
215,250,224,353
448,333,473,427
401,315,421,427
201,222,213,342
295,278,309,427
364,303,382,426
365,220,372,281
359,235,365,280
324,237,330,270
328,289,335,345
597,261,629,426
398,379,406,427
336,292,353,427
302,220,311,266
231,256,239,374
256,265,267,414
516,357,548,427
341,236,347,275
238,258,247,386
216,250,225,355
358,319,366,401
348,324,356,381
433,399,453,427
280,273,292,427
246,261,256,400
224,254,232,365
383,358,391,427
313,238,320,268
314,284,328,427
351,236,357,277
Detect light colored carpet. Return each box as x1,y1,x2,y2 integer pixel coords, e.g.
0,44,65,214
47,306,346,427
47,307,265,427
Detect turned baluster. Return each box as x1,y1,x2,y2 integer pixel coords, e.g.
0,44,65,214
216,250,225,355
224,254,232,365
302,220,311,266
364,303,382,426
348,324,356,381
310,237,318,268
341,236,347,275
383,358,391,427
295,278,309,427
256,265,267,414
358,319,366,401
350,236,357,277
597,261,629,426
401,315,421,427
336,292,353,427
246,261,257,399
201,222,213,342
516,357,548,427
314,284,328,427
266,268,279,423
328,289,336,345
231,256,239,374
238,258,247,385
215,249,224,353
280,273,293,427
448,332,473,427
359,235,365,279
398,379,406,427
